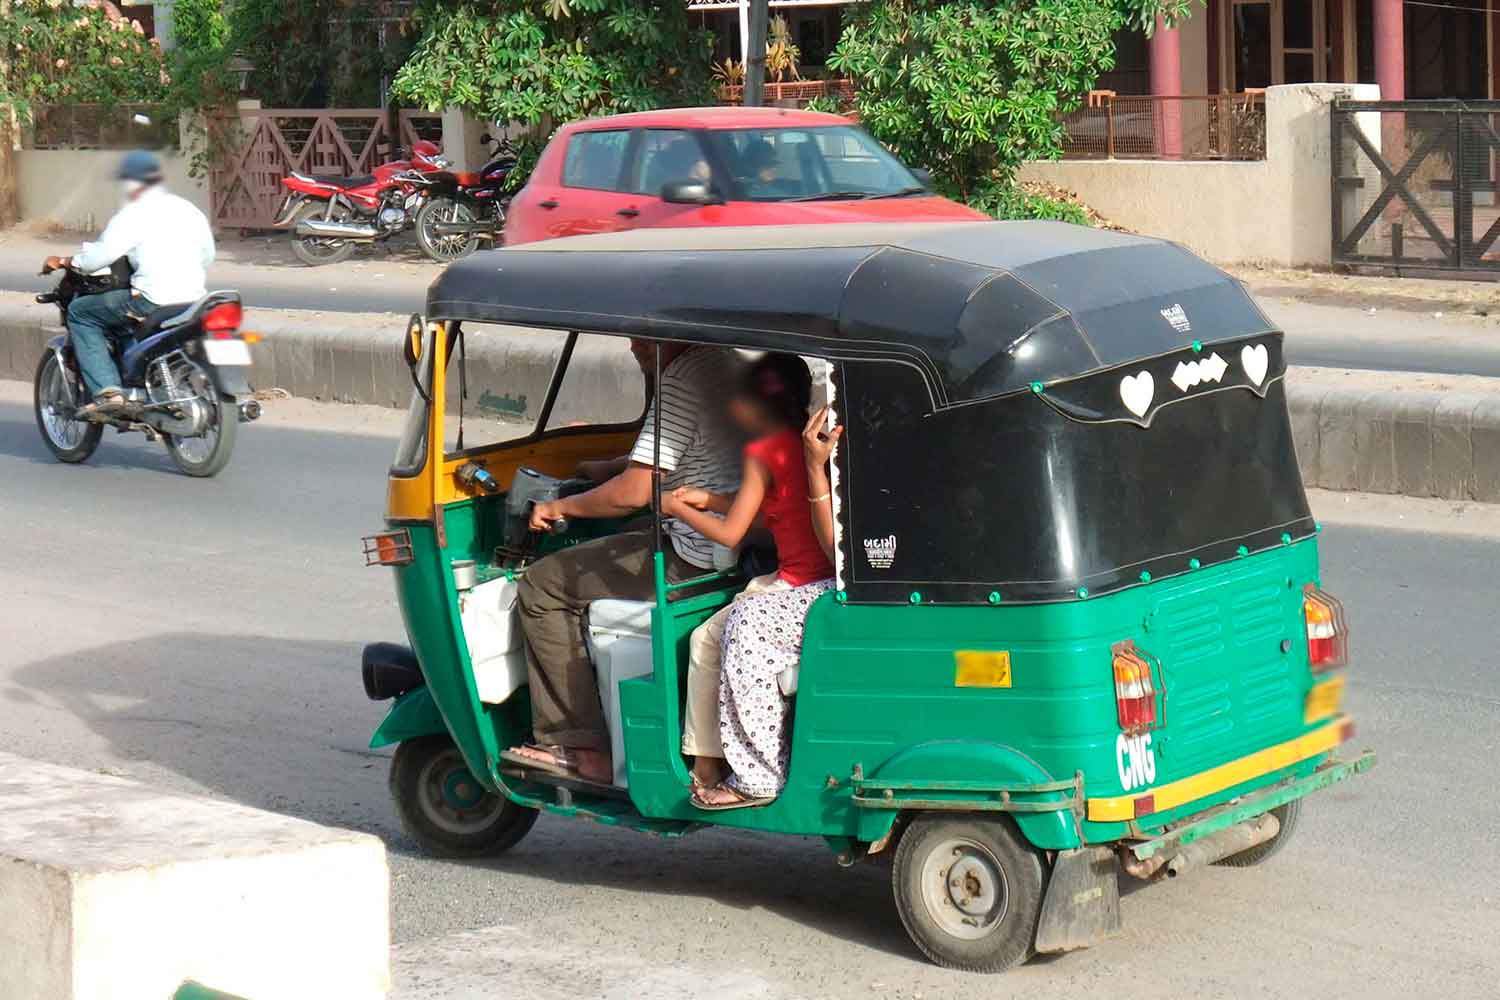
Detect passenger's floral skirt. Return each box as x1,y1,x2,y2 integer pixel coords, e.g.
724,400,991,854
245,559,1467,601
717,578,834,798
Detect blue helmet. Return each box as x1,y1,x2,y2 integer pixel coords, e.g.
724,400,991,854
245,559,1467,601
116,149,163,184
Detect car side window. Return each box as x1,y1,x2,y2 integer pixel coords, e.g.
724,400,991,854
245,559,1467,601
630,129,709,195
561,130,632,191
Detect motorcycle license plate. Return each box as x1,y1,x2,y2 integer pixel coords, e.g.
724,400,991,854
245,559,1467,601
405,191,423,209
204,339,253,366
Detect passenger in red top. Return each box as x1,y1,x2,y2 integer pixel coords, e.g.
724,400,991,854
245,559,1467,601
663,353,835,790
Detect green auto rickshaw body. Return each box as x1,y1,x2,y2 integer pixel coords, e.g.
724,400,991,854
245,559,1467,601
366,221,1372,959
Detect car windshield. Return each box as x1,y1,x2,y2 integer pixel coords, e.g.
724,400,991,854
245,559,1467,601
700,126,923,202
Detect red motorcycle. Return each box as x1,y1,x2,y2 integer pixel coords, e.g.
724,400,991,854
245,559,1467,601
273,140,446,266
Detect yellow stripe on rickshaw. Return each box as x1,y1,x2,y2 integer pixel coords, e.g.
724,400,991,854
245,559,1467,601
1085,715,1353,823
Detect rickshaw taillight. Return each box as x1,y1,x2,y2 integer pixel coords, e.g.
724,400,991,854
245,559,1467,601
362,529,414,567
1303,585,1348,672
1112,640,1158,735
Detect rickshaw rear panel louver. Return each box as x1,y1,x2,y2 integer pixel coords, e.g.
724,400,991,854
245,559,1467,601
426,221,1312,605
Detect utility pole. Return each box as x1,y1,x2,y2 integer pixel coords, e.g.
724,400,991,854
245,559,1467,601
742,0,770,108
0,0,20,228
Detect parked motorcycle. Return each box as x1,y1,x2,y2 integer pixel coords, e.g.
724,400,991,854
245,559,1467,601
412,135,518,263
33,261,258,477
274,141,447,266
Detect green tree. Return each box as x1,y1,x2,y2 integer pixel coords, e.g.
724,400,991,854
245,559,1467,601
391,0,714,181
0,0,169,120
824,0,1193,218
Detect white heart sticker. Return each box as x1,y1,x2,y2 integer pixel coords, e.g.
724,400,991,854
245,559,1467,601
1241,343,1269,386
1119,371,1154,418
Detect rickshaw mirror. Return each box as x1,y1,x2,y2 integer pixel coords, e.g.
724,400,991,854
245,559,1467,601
403,315,424,368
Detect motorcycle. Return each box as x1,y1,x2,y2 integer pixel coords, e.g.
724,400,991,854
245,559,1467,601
32,261,258,477
273,141,447,266
411,135,518,263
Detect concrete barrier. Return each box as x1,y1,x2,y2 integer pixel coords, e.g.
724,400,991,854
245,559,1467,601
7,295,1500,503
0,752,389,1000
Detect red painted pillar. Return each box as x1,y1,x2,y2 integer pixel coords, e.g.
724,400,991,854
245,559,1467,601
1149,15,1184,159
1373,0,1404,102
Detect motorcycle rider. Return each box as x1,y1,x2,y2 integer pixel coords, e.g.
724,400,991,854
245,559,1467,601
42,150,216,418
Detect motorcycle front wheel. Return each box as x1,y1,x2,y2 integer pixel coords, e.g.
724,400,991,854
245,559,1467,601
415,197,482,263
163,397,238,478
291,202,357,266
33,351,102,464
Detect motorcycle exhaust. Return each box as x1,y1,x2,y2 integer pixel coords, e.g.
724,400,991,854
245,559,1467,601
295,217,380,240
432,219,501,236
238,399,262,423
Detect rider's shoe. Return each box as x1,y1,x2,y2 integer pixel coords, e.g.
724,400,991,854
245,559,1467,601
76,389,127,421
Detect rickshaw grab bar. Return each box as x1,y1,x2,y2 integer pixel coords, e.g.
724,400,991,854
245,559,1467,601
664,568,744,594
851,773,1084,815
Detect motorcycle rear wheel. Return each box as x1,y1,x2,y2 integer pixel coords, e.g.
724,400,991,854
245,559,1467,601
415,197,482,263
33,351,102,464
291,202,357,266
164,397,238,478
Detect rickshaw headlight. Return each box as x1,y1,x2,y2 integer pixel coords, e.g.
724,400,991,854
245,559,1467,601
1303,585,1348,672
1112,640,1158,735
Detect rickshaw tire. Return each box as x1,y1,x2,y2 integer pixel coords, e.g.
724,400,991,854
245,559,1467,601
1214,799,1301,868
390,736,539,858
891,813,1046,973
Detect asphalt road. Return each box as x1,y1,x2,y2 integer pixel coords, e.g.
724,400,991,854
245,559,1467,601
0,381,1496,998
3,231,1500,377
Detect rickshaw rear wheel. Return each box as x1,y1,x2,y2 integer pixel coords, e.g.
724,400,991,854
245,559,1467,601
1215,799,1301,868
390,736,538,858
891,814,1045,973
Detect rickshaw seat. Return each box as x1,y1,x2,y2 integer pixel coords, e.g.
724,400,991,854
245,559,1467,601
586,598,654,638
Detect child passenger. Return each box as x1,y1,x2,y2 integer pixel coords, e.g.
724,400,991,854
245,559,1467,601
663,354,836,797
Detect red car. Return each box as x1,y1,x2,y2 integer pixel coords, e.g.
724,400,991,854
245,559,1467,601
503,107,985,246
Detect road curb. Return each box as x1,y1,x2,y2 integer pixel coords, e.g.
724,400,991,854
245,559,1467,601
8,301,1500,503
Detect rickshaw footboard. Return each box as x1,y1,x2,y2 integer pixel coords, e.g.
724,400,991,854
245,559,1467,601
1128,750,1377,864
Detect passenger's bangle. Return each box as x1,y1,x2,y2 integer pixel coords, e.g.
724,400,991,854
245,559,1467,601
807,492,831,503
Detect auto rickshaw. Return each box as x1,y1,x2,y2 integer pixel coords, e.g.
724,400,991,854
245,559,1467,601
360,221,1375,972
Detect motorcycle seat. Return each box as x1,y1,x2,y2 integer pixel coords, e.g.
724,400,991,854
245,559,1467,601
132,302,197,339
317,173,375,188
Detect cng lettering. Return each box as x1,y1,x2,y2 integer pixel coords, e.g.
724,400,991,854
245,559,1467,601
1116,732,1157,791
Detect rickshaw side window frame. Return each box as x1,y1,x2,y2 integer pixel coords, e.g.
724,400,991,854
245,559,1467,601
437,326,651,465
389,323,438,479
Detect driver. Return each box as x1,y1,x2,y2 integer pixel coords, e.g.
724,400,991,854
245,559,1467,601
506,340,743,785
42,150,216,418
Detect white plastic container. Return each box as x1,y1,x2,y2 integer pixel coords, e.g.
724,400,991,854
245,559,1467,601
459,576,528,704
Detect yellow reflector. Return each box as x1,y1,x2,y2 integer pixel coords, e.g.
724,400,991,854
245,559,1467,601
1304,675,1347,724
955,650,1012,688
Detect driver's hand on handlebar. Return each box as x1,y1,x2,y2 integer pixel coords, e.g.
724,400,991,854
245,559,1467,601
40,255,70,275
529,500,565,534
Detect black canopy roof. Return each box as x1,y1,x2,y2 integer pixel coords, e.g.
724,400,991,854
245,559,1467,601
427,221,1277,407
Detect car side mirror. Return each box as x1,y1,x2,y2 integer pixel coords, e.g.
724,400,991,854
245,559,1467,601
661,180,723,206
910,167,933,189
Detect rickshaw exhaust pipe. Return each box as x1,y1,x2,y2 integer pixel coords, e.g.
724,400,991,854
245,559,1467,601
295,218,379,240
1122,812,1281,880
1166,813,1280,879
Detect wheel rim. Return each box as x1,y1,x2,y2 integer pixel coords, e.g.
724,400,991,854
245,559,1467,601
171,402,219,467
919,836,1011,940
417,747,504,835
425,201,478,260
38,357,88,450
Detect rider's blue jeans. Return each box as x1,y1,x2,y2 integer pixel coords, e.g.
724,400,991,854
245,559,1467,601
67,289,155,397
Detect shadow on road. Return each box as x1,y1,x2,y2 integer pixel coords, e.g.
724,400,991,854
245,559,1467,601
13,631,923,962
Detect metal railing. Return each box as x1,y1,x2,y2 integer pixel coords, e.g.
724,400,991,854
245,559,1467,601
1060,92,1267,162
25,104,178,150
718,79,854,109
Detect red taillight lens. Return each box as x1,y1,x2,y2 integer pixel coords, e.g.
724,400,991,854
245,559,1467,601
1303,585,1349,671
361,530,413,567
202,302,242,333
1113,640,1158,735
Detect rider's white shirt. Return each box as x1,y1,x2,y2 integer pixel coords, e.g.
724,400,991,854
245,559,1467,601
73,185,216,306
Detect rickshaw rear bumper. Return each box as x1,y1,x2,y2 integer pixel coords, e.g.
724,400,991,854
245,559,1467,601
1127,748,1377,866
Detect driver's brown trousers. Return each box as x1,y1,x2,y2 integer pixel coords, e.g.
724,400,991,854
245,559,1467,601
515,530,697,752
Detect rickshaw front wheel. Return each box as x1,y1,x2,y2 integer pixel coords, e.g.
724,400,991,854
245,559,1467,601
892,814,1046,973
390,736,539,858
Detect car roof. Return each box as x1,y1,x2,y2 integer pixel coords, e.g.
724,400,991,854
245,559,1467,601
428,221,1276,406
565,106,852,131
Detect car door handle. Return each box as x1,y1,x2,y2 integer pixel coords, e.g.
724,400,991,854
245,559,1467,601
616,207,640,218
539,199,559,209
